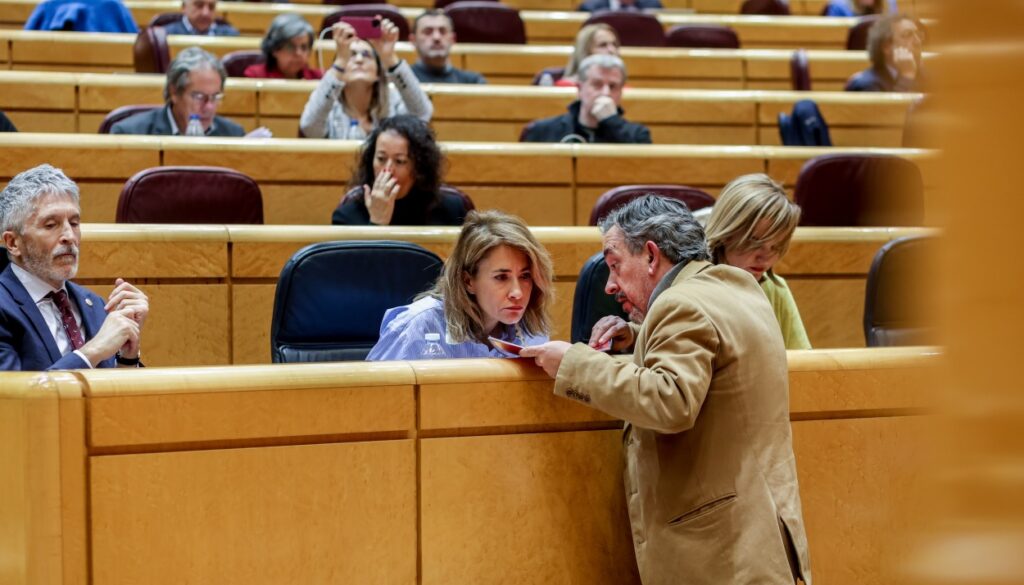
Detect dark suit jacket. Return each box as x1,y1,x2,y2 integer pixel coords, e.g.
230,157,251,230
0,265,115,370
522,100,652,144
109,104,245,137
161,19,239,36
578,0,663,11
845,66,918,92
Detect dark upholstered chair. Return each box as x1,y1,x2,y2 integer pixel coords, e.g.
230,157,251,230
98,104,161,133
794,154,924,227
222,50,265,77
445,2,526,44
665,25,740,49
270,241,443,362
320,4,410,39
846,15,880,50
570,252,628,344
530,66,566,86
342,184,476,214
435,0,496,6
589,185,716,226
323,0,389,5
740,0,790,15
584,10,665,47
116,166,264,224
790,48,810,91
863,235,936,347
133,25,170,73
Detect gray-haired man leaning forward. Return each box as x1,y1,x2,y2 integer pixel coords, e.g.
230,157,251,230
521,195,811,584
0,164,149,370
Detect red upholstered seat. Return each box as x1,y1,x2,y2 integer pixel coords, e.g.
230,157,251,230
98,105,161,134
435,0,496,7
740,0,790,15
794,154,924,227
846,15,880,50
445,2,526,44
665,25,740,49
133,25,169,73
584,11,665,47
320,4,410,39
790,48,811,90
589,185,715,226
117,166,264,224
221,50,265,77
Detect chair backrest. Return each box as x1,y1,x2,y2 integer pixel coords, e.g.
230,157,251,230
530,66,566,86
584,10,665,47
740,0,790,15
863,235,936,347
435,0,497,6
133,25,170,73
323,0,385,5
117,166,264,224
222,50,265,77
98,104,161,134
794,154,924,227
846,14,880,50
445,2,526,44
664,24,740,49
589,185,716,226
321,4,410,39
270,241,444,362
570,252,628,344
790,48,810,91
343,184,476,213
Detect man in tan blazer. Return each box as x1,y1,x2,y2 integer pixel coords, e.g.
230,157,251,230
522,195,811,584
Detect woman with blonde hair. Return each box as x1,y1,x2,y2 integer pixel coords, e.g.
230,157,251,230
556,23,621,87
705,173,811,349
300,18,432,139
367,210,554,359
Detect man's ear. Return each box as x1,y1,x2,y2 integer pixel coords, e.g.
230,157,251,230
644,240,660,274
2,230,21,260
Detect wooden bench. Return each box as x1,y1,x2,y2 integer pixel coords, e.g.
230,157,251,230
0,29,887,88
0,133,934,226
0,0,902,46
1,347,937,585
0,70,920,145
61,224,933,366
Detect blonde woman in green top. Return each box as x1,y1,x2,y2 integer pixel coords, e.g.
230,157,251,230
705,173,812,349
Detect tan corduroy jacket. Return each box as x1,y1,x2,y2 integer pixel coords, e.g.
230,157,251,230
554,261,811,585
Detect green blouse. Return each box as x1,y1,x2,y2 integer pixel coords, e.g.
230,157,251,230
760,274,812,350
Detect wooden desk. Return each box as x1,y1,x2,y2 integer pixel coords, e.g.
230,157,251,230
1,347,937,585
0,133,933,226
0,29,885,88
0,70,920,145
59,224,933,366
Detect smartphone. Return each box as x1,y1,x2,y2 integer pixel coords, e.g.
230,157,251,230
488,337,524,356
340,16,381,40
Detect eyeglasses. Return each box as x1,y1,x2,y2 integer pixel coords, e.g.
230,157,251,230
188,91,224,106
349,48,374,61
281,41,311,54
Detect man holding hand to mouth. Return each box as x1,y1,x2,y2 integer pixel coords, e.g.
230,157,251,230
0,164,149,371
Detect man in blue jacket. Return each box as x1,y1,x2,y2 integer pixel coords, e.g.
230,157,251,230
0,164,149,371
578,0,663,11
161,0,238,36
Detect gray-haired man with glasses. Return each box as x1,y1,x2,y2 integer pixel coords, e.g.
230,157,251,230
111,47,254,137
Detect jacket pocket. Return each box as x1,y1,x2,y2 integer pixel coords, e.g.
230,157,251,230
667,492,738,527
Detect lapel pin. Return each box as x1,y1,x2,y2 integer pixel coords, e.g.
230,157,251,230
85,298,93,307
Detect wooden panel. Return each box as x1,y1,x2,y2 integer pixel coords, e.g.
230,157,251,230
0,72,75,109
86,283,231,366
78,236,228,279
446,144,574,184
2,110,75,133
90,440,417,585
260,184,342,225
161,139,353,183
77,182,124,223
0,134,161,180
788,276,865,348
573,144,764,186
463,186,575,226
232,283,276,365
421,431,640,585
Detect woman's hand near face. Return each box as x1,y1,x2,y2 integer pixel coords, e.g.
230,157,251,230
331,21,356,70
363,168,401,225
371,18,400,69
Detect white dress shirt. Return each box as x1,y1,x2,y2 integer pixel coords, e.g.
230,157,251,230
10,263,93,368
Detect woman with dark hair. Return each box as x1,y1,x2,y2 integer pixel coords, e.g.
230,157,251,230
245,13,322,80
331,115,466,226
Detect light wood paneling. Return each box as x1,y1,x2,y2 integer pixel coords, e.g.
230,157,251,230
232,283,276,365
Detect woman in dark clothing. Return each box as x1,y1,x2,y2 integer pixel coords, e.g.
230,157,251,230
332,115,466,226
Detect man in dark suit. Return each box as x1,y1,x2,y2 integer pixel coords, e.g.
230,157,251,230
578,0,663,11
846,14,923,92
111,47,246,137
161,0,238,36
0,164,149,371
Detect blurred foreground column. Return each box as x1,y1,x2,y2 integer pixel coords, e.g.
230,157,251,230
906,2,1024,583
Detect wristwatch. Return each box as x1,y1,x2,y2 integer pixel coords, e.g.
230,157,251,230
116,352,142,367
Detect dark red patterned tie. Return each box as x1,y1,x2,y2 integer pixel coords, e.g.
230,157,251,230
46,290,85,350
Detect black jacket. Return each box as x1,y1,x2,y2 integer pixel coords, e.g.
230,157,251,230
522,100,652,144
109,105,245,137
332,188,467,226
578,0,663,11
0,110,16,132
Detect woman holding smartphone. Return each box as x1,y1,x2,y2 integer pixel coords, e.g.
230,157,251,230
366,210,553,360
299,17,432,139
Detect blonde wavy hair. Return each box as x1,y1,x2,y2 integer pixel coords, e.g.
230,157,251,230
565,23,620,78
428,210,553,343
704,173,801,282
